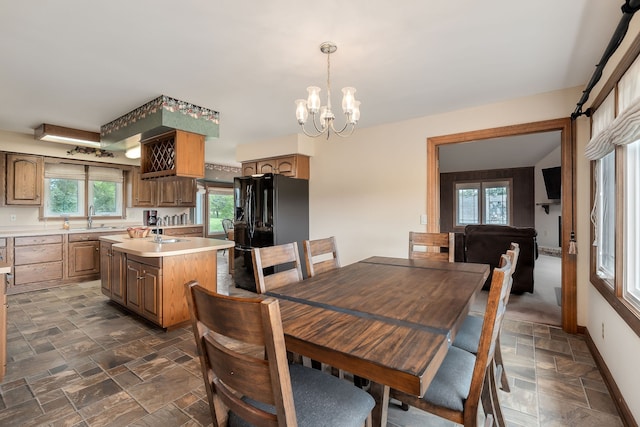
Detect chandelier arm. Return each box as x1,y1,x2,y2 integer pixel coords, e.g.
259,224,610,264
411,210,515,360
299,123,324,138
329,114,354,135
330,122,356,138
310,112,328,134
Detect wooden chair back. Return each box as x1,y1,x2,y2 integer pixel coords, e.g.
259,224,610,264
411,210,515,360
252,242,304,294
464,254,512,422
185,281,296,427
303,236,341,277
408,231,455,262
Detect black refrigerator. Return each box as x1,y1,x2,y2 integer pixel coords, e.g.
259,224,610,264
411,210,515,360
233,173,309,292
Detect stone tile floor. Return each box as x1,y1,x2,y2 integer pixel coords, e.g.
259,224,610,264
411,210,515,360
0,254,623,426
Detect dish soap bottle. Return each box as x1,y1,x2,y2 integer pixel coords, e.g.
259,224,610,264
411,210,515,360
63,216,70,230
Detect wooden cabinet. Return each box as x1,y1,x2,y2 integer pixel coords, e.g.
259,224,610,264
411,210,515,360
140,130,204,179
11,234,63,293
0,238,6,263
157,177,197,207
0,263,8,382
68,234,100,278
125,255,162,324
163,226,203,237
128,167,156,207
6,154,44,205
100,241,125,304
243,154,309,179
242,162,257,176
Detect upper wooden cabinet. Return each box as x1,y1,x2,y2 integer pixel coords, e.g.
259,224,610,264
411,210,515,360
157,177,197,207
6,154,43,205
140,130,205,179
243,154,309,179
128,167,156,207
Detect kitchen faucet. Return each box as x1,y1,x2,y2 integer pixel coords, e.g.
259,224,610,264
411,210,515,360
154,217,163,243
88,205,95,229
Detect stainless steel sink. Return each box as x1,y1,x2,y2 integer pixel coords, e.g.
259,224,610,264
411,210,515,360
153,238,185,244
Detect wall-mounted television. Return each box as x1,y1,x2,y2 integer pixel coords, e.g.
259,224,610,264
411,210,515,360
542,166,561,200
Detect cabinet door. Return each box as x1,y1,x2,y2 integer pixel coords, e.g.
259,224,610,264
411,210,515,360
100,241,112,296
126,260,143,314
256,159,276,174
141,265,162,323
130,167,155,207
0,272,5,381
157,180,177,207
242,162,257,176
275,157,296,177
110,250,126,305
68,241,100,277
176,178,196,206
6,154,43,205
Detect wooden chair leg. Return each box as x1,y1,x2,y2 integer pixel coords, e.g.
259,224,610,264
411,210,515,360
495,335,510,392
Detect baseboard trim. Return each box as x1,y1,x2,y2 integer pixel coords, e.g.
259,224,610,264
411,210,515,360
584,328,637,427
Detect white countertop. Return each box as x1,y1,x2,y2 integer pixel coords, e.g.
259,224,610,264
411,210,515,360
0,224,204,238
100,234,233,257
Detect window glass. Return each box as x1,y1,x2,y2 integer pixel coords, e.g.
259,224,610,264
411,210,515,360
207,186,234,235
43,163,86,217
455,180,510,226
624,140,640,308
596,151,616,283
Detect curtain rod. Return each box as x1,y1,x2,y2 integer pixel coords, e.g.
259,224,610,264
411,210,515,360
571,0,640,119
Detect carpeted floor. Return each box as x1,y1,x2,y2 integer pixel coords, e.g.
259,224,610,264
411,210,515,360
471,254,562,326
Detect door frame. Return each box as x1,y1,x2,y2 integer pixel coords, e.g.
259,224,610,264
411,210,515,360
426,118,577,333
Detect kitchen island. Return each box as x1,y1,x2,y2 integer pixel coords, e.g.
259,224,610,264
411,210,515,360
99,234,233,329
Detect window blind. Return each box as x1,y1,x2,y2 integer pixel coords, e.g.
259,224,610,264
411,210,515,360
88,166,123,183
44,163,86,180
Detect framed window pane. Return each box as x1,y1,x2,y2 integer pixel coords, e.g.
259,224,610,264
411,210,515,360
44,178,85,217
207,187,234,235
455,184,479,226
597,151,616,282
88,180,122,216
484,183,509,225
624,140,640,309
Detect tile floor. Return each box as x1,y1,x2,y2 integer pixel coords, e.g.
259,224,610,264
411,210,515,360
0,254,623,426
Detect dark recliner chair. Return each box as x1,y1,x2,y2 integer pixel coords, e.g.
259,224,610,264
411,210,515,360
460,225,537,294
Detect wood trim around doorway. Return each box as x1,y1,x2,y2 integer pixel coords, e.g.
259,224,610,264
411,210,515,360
426,118,577,333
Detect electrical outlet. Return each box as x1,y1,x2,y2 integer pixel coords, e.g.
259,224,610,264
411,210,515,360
10,214,16,222
602,322,605,340
420,214,427,225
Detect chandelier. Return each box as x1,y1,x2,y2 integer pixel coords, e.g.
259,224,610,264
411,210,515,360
295,42,360,139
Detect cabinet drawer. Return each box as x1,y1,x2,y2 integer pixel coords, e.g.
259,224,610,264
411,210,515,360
127,254,162,269
15,235,62,246
0,238,5,247
164,226,203,237
14,261,63,285
14,244,63,265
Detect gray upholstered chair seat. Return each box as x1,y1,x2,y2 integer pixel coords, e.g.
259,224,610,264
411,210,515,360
421,346,475,412
452,314,483,354
229,363,375,427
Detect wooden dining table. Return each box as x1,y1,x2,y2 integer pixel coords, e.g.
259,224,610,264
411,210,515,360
265,256,490,427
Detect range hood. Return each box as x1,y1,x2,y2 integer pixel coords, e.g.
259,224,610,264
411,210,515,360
100,95,219,152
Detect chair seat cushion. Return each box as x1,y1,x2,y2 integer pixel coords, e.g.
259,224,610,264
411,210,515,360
451,314,483,354
229,363,374,427
421,346,476,412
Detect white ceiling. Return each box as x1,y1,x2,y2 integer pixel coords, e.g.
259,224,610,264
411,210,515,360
0,1,624,166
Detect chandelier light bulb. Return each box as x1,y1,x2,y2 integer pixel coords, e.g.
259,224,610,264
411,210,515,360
295,99,308,124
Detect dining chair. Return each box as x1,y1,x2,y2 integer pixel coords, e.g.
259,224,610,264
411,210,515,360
408,231,455,262
184,281,375,427
390,254,512,427
251,242,304,294
302,236,341,277
221,218,234,255
452,242,520,392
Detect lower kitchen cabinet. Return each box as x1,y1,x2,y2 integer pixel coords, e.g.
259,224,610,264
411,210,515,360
68,240,100,278
100,241,126,305
125,255,162,324
11,234,63,293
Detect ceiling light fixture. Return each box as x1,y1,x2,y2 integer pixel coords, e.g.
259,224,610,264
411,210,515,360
295,42,360,139
125,144,141,159
35,123,101,148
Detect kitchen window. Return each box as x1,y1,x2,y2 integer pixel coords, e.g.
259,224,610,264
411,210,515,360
43,163,123,219
454,180,511,227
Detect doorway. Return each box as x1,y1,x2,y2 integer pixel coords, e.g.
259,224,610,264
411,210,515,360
426,118,577,333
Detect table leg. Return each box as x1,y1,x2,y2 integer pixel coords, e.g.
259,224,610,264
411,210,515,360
369,381,389,427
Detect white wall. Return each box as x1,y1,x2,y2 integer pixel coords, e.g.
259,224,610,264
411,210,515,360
534,145,561,248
